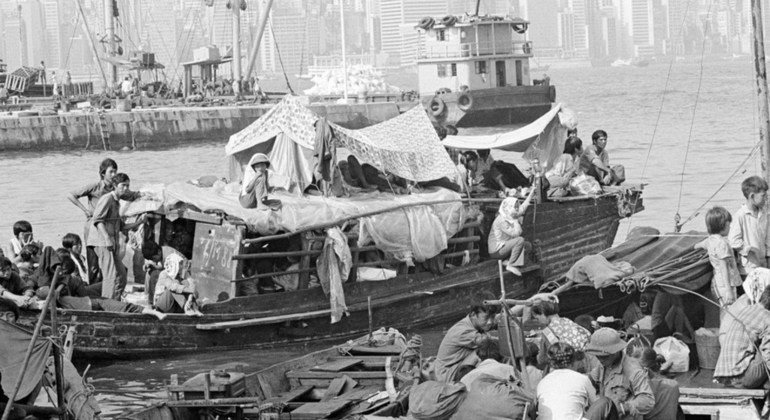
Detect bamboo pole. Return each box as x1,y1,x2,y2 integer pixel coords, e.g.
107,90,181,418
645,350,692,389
241,197,503,245
1,269,60,420
50,285,68,420
751,0,770,179
75,0,108,92
244,0,274,80
497,260,530,389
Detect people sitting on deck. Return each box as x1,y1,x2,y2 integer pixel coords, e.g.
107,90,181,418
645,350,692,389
580,130,624,186
537,342,616,420
338,155,410,194
488,192,535,275
695,206,741,307
530,300,592,368
546,136,583,198
154,254,203,316
585,328,655,420
54,248,101,298
463,150,530,195
4,220,43,265
627,347,682,420
434,292,499,383
714,284,770,388
15,243,39,282
0,256,37,310
239,153,283,211
62,233,93,288
142,240,164,305
728,176,770,275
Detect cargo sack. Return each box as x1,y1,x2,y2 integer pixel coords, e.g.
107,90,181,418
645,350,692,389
653,336,690,373
449,374,536,420
569,173,602,196
408,381,467,420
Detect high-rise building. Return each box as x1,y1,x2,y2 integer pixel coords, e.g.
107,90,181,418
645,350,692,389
19,0,45,67
518,0,562,57
569,0,589,57
42,0,63,69
379,0,447,67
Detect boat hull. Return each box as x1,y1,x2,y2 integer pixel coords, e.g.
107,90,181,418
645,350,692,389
17,193,640,359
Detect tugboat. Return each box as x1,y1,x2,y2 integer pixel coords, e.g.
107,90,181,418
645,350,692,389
416,14,555,129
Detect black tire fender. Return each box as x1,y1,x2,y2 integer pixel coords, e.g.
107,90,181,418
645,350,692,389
429,96,446,117
457,92,473,112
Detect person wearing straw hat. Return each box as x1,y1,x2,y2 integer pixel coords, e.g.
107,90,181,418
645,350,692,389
240,153,281,211
586,328,654,420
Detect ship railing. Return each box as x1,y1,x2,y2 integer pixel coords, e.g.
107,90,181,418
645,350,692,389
230,220,483,293
418,41,533,60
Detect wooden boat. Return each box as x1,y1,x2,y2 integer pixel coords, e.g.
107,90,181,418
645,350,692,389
15,188,642,360
125,332,411,420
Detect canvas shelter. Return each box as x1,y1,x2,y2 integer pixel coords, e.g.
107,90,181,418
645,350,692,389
441,104,570,170
225,95,458,192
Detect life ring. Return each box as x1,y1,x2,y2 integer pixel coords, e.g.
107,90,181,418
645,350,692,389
417,17,435,30
522,42,532,55
429,96,446,117
457,92,473,112
513,23,528,34
441,15,457,27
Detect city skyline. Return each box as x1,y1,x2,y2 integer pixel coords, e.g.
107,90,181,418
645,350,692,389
0,0,765,85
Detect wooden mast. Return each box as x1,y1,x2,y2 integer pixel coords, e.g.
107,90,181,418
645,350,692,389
244,0,275,80
751,0,770,179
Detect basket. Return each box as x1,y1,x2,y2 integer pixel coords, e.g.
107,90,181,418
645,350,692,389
694,328,720,370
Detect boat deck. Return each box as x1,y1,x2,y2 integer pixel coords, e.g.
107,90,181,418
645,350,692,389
674,369,766,419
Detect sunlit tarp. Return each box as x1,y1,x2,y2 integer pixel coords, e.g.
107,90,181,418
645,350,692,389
332,106,457,182
442,104,562,152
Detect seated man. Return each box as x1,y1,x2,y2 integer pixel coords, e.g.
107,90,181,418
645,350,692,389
0,257,35,310
580,130,624,186
586,328,655,419
434,292,499,383
239,153,282,210
714,284,770,388
463,150,530,193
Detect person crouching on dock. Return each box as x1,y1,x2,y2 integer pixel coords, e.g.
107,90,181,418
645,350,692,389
154,254,202,316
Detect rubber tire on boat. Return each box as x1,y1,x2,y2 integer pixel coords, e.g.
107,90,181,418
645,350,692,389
522,42,532,54
417,17,435,30
429,96,446,117
457,92,473,112
441,15,458,27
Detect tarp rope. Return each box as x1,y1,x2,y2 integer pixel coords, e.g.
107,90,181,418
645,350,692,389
675,139,761,230
674,0,715,232
625,0,695,237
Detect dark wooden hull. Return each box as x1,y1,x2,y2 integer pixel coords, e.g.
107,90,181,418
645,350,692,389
17,193,641,360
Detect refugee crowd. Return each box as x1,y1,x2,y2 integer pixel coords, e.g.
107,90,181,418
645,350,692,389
0,158,205,323
408,174,770,419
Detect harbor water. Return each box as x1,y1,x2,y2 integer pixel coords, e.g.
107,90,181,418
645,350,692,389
0,59,762,415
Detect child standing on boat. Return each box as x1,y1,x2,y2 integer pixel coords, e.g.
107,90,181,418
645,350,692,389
696,207,741,306
728,176,770,275
154,253,202,316
488,189,535,275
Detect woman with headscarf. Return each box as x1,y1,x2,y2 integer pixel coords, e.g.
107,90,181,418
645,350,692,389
153,254,202,316
487,189,535,275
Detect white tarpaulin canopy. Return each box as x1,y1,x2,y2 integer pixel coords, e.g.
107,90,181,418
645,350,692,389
441,104,562,152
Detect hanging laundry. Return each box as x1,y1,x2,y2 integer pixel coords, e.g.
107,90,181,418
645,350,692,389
316,227,352,323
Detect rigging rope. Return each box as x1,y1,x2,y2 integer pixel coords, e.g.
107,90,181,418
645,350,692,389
269,20,295,94
676,139,761,229
674,0,715,231
625,0,695,237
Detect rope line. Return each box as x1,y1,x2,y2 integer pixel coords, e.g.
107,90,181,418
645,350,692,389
674,0,715,227
625,0,695,237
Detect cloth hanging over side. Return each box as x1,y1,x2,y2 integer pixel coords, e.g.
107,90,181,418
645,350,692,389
0,320,52,400
313,117,335,183
566,254,635,289
316,227,352,323
268,132,315,194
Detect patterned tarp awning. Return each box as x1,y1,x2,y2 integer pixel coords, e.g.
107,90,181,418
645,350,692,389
225,95,318,156
332,106,457,182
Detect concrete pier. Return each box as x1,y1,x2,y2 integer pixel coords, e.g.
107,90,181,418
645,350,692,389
0,101,417,151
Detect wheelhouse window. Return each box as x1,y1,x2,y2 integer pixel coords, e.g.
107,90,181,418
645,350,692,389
451,63,457,76
475,61,487,74
436,29,446,41
437,64,447,77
